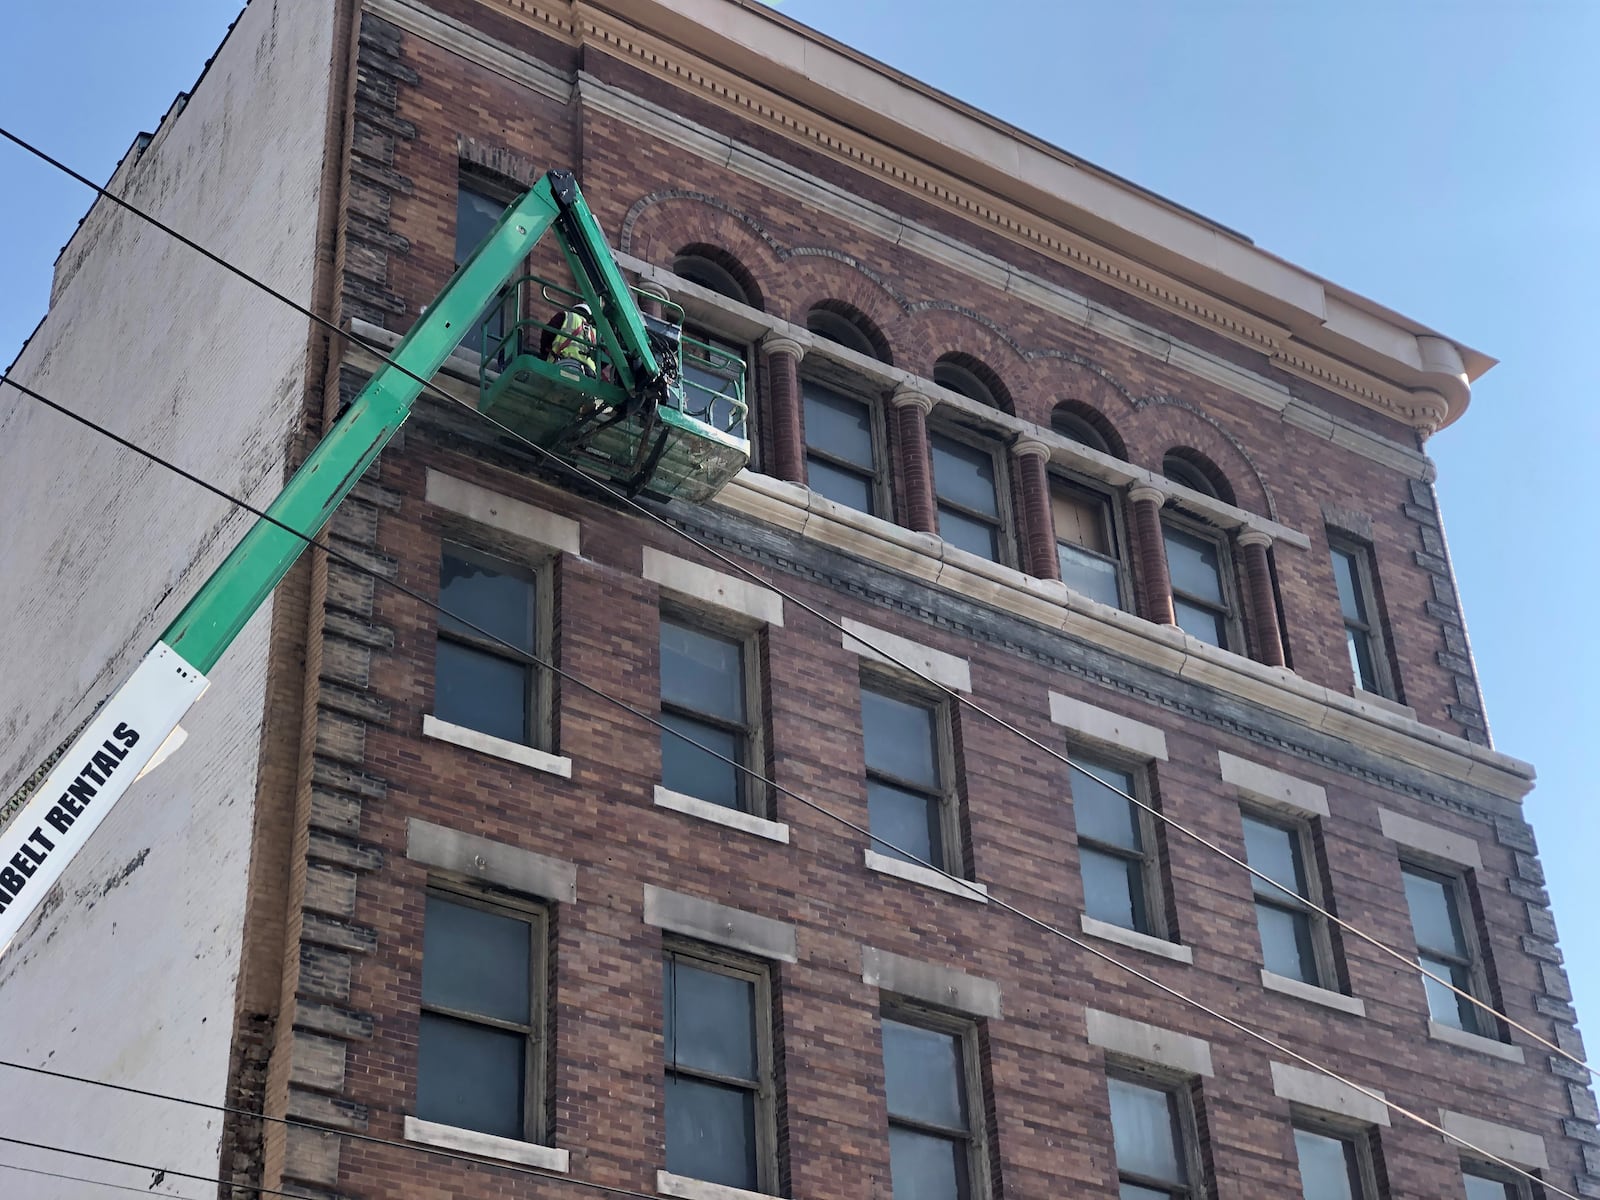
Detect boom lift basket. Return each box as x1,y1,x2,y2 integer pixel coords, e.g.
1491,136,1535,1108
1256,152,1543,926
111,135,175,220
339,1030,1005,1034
475,275,749,503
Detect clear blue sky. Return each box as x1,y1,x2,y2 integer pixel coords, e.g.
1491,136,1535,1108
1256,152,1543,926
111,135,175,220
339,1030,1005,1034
3,1,1595,1047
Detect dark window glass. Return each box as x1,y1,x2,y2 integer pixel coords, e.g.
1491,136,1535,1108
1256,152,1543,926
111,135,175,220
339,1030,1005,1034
804,382,877,514
682,328,746,437
1164,525,1231,650
1463,1167,1521,1200
1053,484,1122,609
807,308,881,359
674,254,750,305
1162,454,1220,499
1402,864,1483,1034
660,618,750,811
456,184,511,352
435,547,537,746
1072,757,1155,935
1294,1127,1365,1200
1242,814,1321,986
416,894,540,1141
862,685,947,870
1053,410,1112,455
1108,1078,1188,1195
884,1017,973,1200
930,433,1003,562
933,360,999,409
663,952,768,1191
1330,542,1388,695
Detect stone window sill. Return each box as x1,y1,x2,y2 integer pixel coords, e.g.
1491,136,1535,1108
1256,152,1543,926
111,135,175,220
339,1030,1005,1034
1261,970,1367,1017
863,849,988,903
423,715,572,779
1429,1020,1525,1063
658,1170,775,1200
1080,914,1193,964
403,1116,569,1172
654,786,790,843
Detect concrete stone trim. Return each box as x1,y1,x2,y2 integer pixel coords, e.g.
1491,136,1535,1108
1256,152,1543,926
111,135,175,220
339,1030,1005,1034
1269,1061,1390,1126
653,785,790,843
1051,692,1169,761
1080,915,1194,964
657,1170,772,1200
406,817,577,904
643,884,798,962
1437,1110,1550,1171
1219,751,1329,817
1378,807,1483,870
403,1116,570,1172
367,0,573,102
842,618,972,692
1085,1008,1214,1077
643,547,785,626
425,469,580,556
423,714,574,779
864,849,989,902
1428,1020,1525,1063
860,945,1002,1019
1261,970,1367,1017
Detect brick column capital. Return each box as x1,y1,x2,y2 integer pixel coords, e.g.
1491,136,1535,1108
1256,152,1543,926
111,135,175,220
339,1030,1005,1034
1128,483,1169,508
761,332,809,362
1011,436,1053,462
891,385,935,414
1237,527,1273,550
634,280,671,307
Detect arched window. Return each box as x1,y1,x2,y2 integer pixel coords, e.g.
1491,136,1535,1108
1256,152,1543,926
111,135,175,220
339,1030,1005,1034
672,245,759,309
1052,401,1126,460
1161,449,1235,506
806,303,891,363
932,354,1010,413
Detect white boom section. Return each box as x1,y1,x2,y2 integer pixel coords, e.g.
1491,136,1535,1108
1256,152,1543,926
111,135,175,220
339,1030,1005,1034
0,643,208,954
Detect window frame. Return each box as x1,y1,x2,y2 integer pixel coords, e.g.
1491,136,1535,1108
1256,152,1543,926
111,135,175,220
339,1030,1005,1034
454,171,523,361
859,673,963,876
661,940,779,1193
434,541,552,751
658,605,766,817
1161,512,1243,652
800,370,890,518
1049,471,1130,610
1104,1066,1206,1199
1327,533,1398,701
1240,807,1338,991
1069,748,1167,941
927,422,1015,567
1400,859,1495,1038
681,319,754,450
1461,1160,1534,1199
880,999,992,1200
417,882,550,1144
1290,1115,1381,1200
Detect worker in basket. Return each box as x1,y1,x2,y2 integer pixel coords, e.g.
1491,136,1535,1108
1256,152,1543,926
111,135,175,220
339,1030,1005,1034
540,299,600,379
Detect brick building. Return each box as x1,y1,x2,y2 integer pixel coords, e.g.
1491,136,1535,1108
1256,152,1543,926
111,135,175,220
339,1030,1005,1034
0,1,1591,1198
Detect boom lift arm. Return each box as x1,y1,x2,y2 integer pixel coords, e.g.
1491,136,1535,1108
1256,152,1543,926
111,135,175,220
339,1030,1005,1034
0,170,724,952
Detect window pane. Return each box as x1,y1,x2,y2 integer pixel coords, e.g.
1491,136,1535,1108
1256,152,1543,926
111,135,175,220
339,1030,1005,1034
861,689,939,789
1120,1186,1171,1200
1331,548,1367,624
938,505,1001,561
1052,488,1111,555
1071,760,1140,852
1294,1127,1362,1200
867,779,944,870
422,896,531,1022
1165,527,1225,604
682,332,745,437
663,959,757,1080
1108,1078,1185,1185
660,621,745,723
455,187,506,263
1173,596,1227,648
660,712,742,810
435,640,529,744
807,456,875,515
930,435,999,516
1081,847,1150,933
889,1125,971,1200
1058,543,1122,608
883,1019,968,1129
1347,626,1379,693
1402,868,1470,958
1243,816,1309,901
1258,901,1320,984
664,1074,757,1190
1463,1169,1519,1200
416,1012,524,1140
804,383,875,469
1420,954,1481,1034
440,551,534,653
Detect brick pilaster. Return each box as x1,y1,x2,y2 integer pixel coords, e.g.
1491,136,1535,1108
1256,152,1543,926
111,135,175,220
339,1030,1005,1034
1237,529,1286,667
892,386,937,533
762,334,807,483
1129,484,1175,626
1011,437,1059,581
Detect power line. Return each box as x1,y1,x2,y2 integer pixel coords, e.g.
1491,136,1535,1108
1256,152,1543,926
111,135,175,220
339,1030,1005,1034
0,373,1567,1198
0,1159,190,1198
0,119,1558,1076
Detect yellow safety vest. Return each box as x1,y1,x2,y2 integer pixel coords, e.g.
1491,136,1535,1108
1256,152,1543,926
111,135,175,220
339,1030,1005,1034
551,310,598,375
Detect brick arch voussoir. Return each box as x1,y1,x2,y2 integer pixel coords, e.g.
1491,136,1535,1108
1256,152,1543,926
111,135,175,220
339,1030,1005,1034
783,254,909,362
619,191,785,311
900,302,1029,413
1130,396,1277,519
1026,351,1140,435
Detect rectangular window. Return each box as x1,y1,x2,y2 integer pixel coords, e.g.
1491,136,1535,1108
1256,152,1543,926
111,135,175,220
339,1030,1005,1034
1329,537,1395,699
435,545,542,747
659,615,755,813
682,326,748,438
804,379,880,515
1071,754,1159,937
1293,1125,1371,1200
417,889,546,1142
1108,1076,1196,1198
1052,481,1124,609
1163,521,1236,650
861,682,954,872
930,431,1005,562
1242,812,1326,987
883,1011,983,1200
1401,863,1487,1036
663,946,775,1192
456,180,513,355
1463,1164,1529,1199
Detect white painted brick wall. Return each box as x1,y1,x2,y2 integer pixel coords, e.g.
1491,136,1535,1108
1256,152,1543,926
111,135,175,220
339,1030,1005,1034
0,1,334,1194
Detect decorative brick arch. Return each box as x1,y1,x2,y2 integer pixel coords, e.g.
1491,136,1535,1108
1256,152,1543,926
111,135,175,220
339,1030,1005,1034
1134,396,1277,519
787,251,911,362
619,190,784,309
897,302,1026,414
